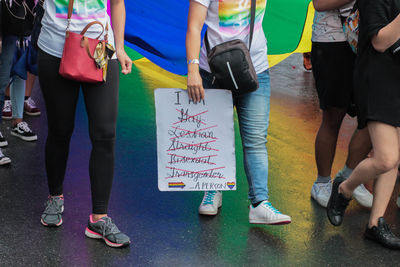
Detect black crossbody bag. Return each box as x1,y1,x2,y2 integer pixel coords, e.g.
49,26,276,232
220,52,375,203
205,0,258,96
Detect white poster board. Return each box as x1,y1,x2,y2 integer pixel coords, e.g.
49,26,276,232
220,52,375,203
155,88,236,191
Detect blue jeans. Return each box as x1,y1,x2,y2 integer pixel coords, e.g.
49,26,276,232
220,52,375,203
200,69,271,204
0,35,26,122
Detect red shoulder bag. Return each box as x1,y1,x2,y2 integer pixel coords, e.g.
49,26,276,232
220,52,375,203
59,0,107,83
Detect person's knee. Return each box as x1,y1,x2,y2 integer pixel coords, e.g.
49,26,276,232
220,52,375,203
89,125,116,142
242,134,267,150
322,109,346,131
48,124,74,141
374,154,399,173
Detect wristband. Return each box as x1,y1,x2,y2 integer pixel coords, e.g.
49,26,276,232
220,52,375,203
187,59,199,65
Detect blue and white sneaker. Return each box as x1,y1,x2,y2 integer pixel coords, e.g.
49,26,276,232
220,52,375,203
198,191,222,215
249,200,291,225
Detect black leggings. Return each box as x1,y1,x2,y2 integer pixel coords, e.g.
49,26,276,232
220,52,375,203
38,49,119,214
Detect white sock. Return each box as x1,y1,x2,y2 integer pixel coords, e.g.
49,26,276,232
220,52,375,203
316,175,331,183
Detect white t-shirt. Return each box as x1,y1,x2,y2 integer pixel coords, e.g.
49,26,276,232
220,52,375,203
38,0,115,58
194,0,269,74
311,2,355,42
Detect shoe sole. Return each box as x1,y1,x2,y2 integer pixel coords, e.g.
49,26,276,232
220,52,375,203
85,228,130,248
198,200,222,216
11,131,38,141
0,158,11,165
41,217,63,227
2,116,12,120
249,219,292,225
0,141,8,147
24,111,41,116
310,192,328,208
364,233,400,250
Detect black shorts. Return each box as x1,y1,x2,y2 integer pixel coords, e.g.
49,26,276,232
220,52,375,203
311,41,356,110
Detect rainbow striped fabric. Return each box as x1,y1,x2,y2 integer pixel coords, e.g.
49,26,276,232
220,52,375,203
218,0,266,35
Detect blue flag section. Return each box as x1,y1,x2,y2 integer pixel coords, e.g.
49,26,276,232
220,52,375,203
125,1,191,75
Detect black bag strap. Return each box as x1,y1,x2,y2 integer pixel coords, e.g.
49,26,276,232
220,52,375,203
205,0,256,54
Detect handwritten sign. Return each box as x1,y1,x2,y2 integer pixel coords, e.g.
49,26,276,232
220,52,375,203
155,88,236,191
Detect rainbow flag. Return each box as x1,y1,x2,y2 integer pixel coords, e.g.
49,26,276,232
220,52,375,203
122,0,313,74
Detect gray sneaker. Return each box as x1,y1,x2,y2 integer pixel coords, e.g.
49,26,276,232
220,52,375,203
41,196,64,227
85,215,130,248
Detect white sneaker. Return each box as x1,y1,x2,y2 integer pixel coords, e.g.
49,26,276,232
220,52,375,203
2,100,12,120
311,182,332,208
198,191,222,215
0,131,8,147
0,149,11,165
353,184,373,208
249,200,291,225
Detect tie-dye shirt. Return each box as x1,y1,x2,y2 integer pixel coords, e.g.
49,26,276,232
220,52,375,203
312,2,355,42
194,0,269,74
38,0,114,58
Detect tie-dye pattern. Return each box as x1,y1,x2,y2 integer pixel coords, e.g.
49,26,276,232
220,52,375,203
54,0,106,20
218,0,266,35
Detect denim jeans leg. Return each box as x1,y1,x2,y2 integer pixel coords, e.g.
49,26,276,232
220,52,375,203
10,76,26,119
235,69,271,204
0,35,17,123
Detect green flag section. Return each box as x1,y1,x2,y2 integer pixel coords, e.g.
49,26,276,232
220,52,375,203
264,0,313,55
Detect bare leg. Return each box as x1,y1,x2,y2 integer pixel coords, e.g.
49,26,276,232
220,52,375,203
345,128,371,169
340,122,399,198
369,168,397,227
315,107,347,177
25,72,35,97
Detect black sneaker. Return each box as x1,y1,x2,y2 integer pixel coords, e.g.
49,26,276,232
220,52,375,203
11,121,38,142
41,196,64,227
365,217,400,249
0,131,8,147
326,177,351,226
85,215,130,248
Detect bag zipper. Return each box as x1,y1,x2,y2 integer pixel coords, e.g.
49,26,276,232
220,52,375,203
226,61,239,90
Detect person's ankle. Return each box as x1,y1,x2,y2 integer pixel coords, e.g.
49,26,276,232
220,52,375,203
92,214,107,222
338,182,352,199
50,194,64,198
368,218,379,229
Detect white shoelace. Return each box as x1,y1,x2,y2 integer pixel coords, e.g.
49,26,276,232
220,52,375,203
17,122,33,133
318,182,332,195
25,97,37,108
3,100,11,111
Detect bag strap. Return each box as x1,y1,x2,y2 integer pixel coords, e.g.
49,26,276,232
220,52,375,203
66,0,107,41
66,0,74,31
205,0,256,54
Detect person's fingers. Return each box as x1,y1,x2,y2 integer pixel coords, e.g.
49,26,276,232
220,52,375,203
187,86,194,101
200,85,205,100
125,58,132,74
120,59,128,74
194,86,201,103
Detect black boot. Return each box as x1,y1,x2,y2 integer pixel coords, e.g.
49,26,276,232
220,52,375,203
365,217,400,249
326,177,351,226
